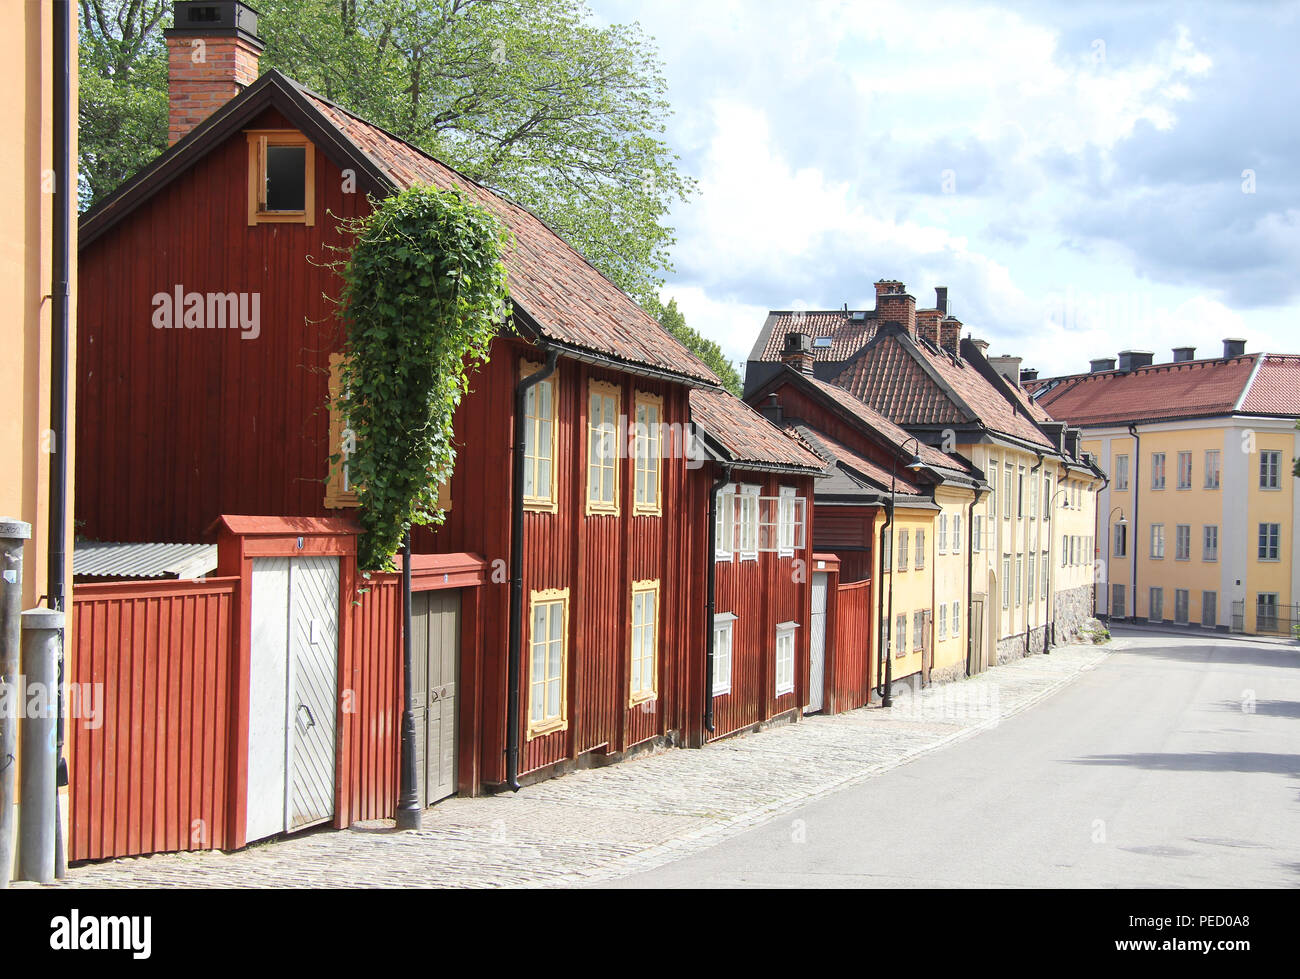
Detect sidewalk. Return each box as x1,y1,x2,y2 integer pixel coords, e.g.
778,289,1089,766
42,640,1117,889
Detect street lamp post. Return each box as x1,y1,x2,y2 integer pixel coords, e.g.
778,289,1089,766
881,437,925,708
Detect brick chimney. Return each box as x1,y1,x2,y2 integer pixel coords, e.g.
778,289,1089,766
782,332,815,375
164,1,263,146
939,317,962,355
916,308,942,347
874,280,916,337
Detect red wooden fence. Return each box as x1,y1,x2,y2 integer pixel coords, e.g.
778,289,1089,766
69,578,239,861
828,579,874,714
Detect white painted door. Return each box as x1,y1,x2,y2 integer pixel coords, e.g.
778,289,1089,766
247,556,340,842
806,572,827,714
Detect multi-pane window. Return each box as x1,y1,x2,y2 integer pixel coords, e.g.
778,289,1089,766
1040,551,1049,598
882,528,893,572
777,486,802,556
528,589,569,737
633,392,663,514
775,624,797,695
629,580,660,705
1257,593,1279,632
895,613,908,656
1175,589,1190,625
1028,552,1037,601
1043,475,1052,519
915,529,926,570
737,484,760,559
953,514,963,553
1003,467,1013,518
913,611,925,651
1015,554,1024,606
714,483,735,561
1114,521,1127,557
586,380,620,514
1149,587,1164,623
1201,591,1217,628
1029,473,1038,518
1258,523,1281,561
1112,583,1126,618
711,614,735,696
1260,450,1282,489
938,514,948,553
1177,451,1192,490
1002,555,1011,609
987,461,998,517
1061,535,1068,567
952,601,961,635
1203,525,1218,562
1151,523,1166,559
1115,454,1130,491
972,514,983,553
1204,450,1221,489
898,530,910,571
939,604,948,640
1151,452,1166,490
1175,524,1191,561
1017,468,1026,518
522,363,558,511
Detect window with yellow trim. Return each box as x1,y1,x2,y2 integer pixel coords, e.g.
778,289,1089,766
528,588,569,738
586,379,620,514
633,391,663,515
629,579,660,705
325,353,450,510
246,130,315,226
521,361,558,512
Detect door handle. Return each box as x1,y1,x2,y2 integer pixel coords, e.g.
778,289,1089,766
297,703,316,730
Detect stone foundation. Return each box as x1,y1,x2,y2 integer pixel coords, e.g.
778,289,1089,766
1053,583,1095,643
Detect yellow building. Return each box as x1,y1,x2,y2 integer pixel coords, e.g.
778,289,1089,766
746,281,1102,677
1031,344,1300,635
0,0,77,884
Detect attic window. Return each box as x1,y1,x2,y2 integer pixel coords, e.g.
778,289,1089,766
813,337,834,348
247,130,315,226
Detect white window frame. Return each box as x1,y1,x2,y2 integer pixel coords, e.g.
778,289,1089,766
777,485,799,558
715,483,736,561
898,529,910,572
915,528,926,570
527,588,569,739
952,600,961,635
953,513,962,554
774,622,798,696
1175,524,1191,561
1177,451,1192,490
633,391,664,514
938,603,948,640
1204,449,1220,489
521,360,559,513
1203,525,1218,562
1258,522,1281,561
1115,454,1129,491
712,613,736,696
738,483,760,561
1151,452,1166,490
895,612,908,656
586,379,621,516
1260,450,1282,490
1001,556,1011,609
1151,523,1166,560
938,513,948,553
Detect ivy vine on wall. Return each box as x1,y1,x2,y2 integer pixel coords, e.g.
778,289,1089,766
331,185,512,570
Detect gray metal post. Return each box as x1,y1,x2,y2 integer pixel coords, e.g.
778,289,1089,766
0,518,32,889
17,608,62,883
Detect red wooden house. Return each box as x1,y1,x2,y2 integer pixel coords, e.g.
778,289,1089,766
74,1,811,855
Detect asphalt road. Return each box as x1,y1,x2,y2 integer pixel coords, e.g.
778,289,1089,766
609,627,1300,888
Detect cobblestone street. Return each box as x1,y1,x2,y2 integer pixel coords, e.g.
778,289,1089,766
42,641,1114,888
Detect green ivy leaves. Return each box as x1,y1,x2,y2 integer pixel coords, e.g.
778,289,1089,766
334,185,512,570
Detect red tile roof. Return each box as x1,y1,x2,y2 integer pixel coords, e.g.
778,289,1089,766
1026,355,1262,427
755,311,879,363
833,334,1056,449
798,372,971,473
1240,355,1300,415
306,93,720,386
793,425,924,495
689,387,825,471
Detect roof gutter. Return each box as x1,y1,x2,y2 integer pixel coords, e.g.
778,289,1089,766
505,346,560,791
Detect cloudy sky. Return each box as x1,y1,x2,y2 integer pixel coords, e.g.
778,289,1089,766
589,0,1300,379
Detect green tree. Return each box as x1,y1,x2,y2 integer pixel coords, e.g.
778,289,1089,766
77,0,693,307
77,0,171,210
655,298,742,397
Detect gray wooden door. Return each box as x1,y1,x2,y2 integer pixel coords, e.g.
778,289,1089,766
288,556,340,830
412,590,460,807
247,555,339,841
805,573,827,714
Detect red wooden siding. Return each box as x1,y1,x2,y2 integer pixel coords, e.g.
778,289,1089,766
828,579,875,714
706,470,816,741
69,578,239,861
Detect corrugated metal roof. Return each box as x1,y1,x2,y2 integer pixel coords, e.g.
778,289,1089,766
74,541,218,580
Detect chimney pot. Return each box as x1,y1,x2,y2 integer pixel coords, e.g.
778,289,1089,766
874,281,916,337
1222,337,1247,359
939,317,962,355
934,287,949,316
1172,346,1197,363
781,332,815,375
1090,357,1117,373
164,1,264,146
760,393,784,425
1020,368,1039,383
1118,349,1154,372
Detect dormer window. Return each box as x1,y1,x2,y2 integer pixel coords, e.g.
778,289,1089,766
247,130,315,225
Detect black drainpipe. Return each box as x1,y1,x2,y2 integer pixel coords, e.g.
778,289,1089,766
875,496,893,697
704,463,732,735
49,0,73,879
1127,423,1141,624
505,347,559,791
